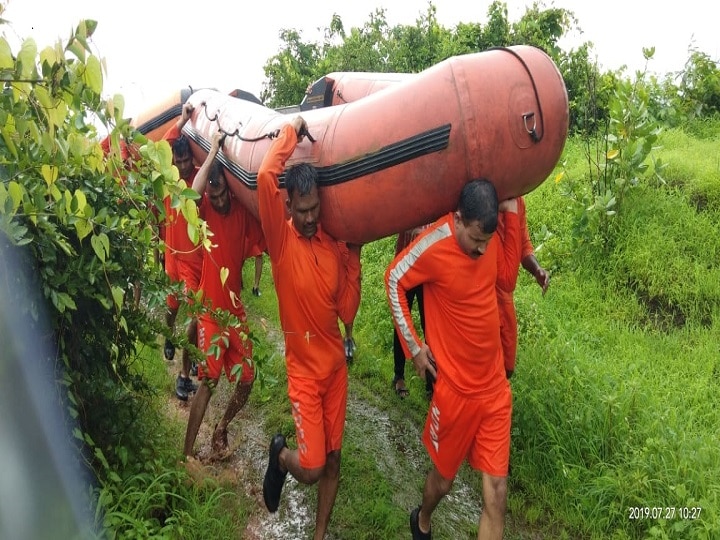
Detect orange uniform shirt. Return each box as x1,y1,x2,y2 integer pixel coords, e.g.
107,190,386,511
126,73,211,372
386,211,520,397
257,125,361,380
495,196,534,301
198,195,265,317
161,123,204,268
395,223,433,255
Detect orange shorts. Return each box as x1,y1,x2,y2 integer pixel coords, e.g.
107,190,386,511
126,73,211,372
287,363,348,469
165,255,202,310
423,378,512,479
197,316,254,383
177,257,202,292
498,298,518,372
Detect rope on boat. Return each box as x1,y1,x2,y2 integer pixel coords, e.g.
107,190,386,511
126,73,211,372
200,101,315,143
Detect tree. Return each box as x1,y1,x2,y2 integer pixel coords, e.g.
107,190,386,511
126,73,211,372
260,1,579,110
389,3,450,72
0,9,199,513
260,27,324,107
676,49,720,120
511,1,574,58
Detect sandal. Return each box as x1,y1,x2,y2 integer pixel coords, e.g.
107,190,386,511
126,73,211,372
393,378,409,399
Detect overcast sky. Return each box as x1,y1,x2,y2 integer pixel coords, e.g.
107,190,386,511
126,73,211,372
2,0,717,120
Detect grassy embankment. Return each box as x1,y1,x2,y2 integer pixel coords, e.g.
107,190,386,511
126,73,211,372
137,122,719,539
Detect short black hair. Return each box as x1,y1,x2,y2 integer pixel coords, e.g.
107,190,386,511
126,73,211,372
285,163,318,201
208,161,226,189
457,179,498,233
172,135,191,159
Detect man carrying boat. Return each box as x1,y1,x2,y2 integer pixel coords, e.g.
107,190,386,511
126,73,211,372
258,116,361,540
385,180,521,540
161,103,202,401
182,131,266,460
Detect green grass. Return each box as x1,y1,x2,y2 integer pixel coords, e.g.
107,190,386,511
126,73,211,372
511,271,720,538
235,138,720,537
657,126,720,211
93,344,253,539
115,122,720,539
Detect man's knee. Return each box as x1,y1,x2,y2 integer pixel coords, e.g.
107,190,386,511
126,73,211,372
299,465,325,484
324,450,342,477
298,450,341,484
483,475,508,514
430,466,454,496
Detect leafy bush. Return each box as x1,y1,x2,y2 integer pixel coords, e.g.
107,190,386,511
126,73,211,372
0,15,228,535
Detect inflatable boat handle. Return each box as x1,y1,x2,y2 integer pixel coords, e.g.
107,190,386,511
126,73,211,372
489,46,546,144
298,125,316,143
523,112,540,143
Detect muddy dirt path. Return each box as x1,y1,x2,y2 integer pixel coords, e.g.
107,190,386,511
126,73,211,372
167,310,483,539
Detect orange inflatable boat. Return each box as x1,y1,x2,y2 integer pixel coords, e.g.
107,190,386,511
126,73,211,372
299,71,414,110
176,45,568,244
130,87,262,141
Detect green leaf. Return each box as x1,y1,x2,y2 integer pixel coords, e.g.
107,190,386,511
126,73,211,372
96,294,112,309
39,45,62,71
73,21,95,53
230,363,244,379
68,132,86,159
83,20,98,39
34,83,54,108
53,235,74,256
83,55,103,94
111,286,124,310
74,217,93,240
0,126,18,159
181,188,201,200
187,221,200,248
106,94,125,121
220,266,229,287
50,183,62,202
66,39,85,62
41,164,59,186
17,38,37,78
7,181,23,212
90,232,110,262
0,37,14,70
72,189,87,215
57,292,77,311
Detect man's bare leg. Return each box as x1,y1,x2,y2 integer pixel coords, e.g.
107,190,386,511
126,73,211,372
477,473,507,540
180,318,197,378
313,450,341,540
277,448,339,538
212,381,253,456
253,255,262,290
417,465,454,534
183,380,213,457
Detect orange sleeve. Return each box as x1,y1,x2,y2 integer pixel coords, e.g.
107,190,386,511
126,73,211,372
497,211,521,293
518,197,534,260
385,223,446,359
162,122,182,146
244,212,267,258
336,243,361,325
257,125,298,261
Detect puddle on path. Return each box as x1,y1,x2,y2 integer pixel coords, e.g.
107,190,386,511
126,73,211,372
345,394,482,533
199,311,485,538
